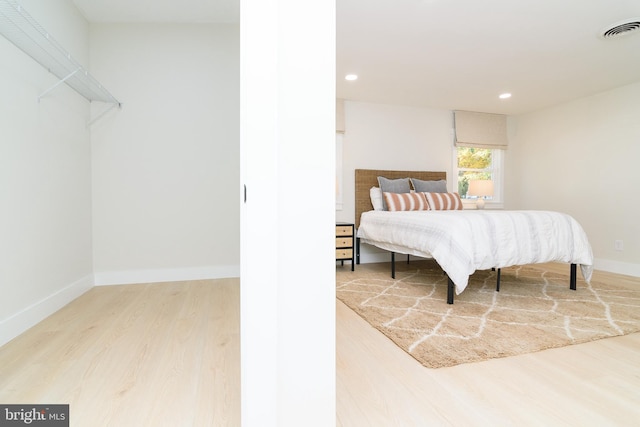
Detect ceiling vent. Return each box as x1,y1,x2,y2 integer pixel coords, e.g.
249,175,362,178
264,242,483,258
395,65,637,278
601,19,640,39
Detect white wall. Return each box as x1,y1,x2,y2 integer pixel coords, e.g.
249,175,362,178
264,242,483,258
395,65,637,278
339,93,640,277
506,82,640,276
89,23,240,284
0,0,93,346
241,0,335,425
1,10,241,344
337,101,455,223
336,101,455,262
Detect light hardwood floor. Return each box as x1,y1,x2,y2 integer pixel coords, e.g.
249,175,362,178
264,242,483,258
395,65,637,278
337,263,640,427
1,266,639,426
0,279,240,426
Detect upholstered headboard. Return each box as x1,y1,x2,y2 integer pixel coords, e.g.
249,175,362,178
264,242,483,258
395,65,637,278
354,169,447,229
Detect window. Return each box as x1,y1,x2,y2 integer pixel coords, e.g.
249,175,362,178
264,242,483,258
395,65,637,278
453,147,503,205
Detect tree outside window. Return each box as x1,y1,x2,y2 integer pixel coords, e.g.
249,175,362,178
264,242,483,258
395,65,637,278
457,147,494,199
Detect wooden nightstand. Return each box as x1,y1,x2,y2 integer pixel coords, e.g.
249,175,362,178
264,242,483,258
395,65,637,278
336,222,355,271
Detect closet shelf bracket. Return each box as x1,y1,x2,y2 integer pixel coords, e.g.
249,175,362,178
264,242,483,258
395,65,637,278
0,0,121,106
38,67,81,102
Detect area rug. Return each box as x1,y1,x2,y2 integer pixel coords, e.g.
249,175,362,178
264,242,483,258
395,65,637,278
336,260,640,368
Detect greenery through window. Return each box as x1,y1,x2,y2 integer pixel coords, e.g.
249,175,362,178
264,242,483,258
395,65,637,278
457,147,494,199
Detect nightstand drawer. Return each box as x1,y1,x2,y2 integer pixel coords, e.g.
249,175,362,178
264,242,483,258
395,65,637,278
336,237,353,248
336,222,355,271
336,248,353,259
336,226,353,236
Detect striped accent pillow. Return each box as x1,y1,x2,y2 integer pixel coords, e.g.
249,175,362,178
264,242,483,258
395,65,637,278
383,192,429,211
423,192,463,210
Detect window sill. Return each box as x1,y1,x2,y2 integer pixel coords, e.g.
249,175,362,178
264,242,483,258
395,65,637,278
462,201,504,210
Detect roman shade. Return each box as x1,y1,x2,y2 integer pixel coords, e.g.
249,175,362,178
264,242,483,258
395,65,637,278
454,110,508,149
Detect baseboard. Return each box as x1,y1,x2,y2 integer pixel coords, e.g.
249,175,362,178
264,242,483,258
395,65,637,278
356,243,410,265
355,250,640,279
593,258,640,278
0,274,94,348
94,264,241,286
356,252,395,265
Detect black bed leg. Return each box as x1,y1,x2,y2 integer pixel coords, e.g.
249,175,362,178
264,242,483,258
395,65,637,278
496,268,501,292
570,263,577,290
391,252,396,279
356,237,360,264
447,276,454,304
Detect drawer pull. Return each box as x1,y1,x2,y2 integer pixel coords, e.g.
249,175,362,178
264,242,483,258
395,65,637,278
336,249,353,259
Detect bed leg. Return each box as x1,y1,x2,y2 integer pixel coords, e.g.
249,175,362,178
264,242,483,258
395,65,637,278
496,268,501,292
447,277,454,304
391,252,396,279
570,263,577,290
356,237,360,264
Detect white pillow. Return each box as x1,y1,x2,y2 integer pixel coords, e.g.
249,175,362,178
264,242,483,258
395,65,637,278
370,187,384,211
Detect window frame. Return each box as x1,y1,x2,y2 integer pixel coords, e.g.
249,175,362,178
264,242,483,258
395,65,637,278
452,147,504,209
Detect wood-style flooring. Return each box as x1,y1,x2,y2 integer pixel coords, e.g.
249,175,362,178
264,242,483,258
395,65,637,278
0,279,240,426
1,264,638,426
336,262,640,426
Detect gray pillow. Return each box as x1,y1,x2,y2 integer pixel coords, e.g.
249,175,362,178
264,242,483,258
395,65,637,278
410,178,447,193
377,176,411,210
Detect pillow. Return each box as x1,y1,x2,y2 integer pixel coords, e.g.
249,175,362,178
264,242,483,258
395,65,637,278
423,192,463,210
410,178,447,193
370,187,384,211
383,192,429,211
377,177,410,210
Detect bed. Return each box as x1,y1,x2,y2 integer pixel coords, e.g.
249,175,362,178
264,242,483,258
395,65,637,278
354,169,594,304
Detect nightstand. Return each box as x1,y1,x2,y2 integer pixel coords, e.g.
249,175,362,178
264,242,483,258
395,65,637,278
336,222,355,271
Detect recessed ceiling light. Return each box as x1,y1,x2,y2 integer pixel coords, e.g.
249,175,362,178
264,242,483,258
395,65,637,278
499,93,512,99
345,74,358,81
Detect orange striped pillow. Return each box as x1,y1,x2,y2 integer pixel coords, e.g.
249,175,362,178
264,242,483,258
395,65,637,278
423,192,463,210
383,192,429,211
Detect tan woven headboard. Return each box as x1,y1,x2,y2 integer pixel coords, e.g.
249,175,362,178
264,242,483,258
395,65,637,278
355,169,447,229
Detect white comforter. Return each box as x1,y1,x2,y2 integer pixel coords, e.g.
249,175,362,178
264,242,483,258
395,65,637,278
357,210,593,295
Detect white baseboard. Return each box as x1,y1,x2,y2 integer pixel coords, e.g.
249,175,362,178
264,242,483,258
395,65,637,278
356,243,412,265
0,274,94,348
357,252,395,264
356,247,640,279
94,264,241,286
593,258,640,278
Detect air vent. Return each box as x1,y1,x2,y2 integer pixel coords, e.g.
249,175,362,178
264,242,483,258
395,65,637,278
601,20,640,39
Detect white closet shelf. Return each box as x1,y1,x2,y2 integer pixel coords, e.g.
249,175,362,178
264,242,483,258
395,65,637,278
0,0,120,105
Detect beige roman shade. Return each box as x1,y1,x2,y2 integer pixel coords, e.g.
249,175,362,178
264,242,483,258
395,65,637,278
454,110,508,149
336,98,345,134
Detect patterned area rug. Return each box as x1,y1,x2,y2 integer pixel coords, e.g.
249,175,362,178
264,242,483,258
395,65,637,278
336,260,640,368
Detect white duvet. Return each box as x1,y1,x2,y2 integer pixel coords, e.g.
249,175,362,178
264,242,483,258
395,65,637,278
357,210,593,295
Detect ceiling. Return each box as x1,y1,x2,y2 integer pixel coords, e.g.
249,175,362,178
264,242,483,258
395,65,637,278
72,0,640,115
71,0,239,24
